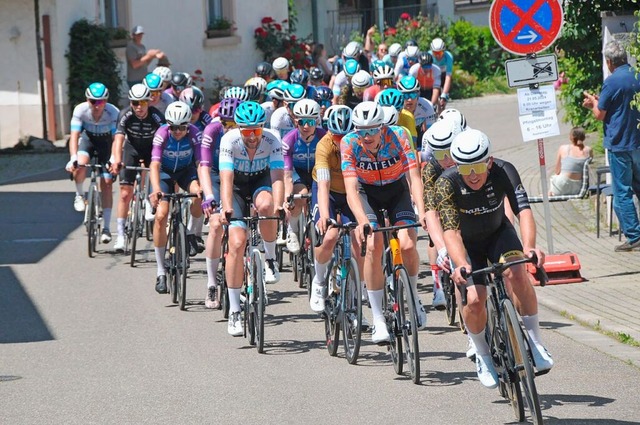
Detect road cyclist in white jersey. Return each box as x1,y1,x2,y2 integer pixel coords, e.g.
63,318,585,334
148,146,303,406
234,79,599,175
270,83,306,140
218,101,285,336
263,80,289,130
143,72,173,115
66,82,120,243
397,75,437,151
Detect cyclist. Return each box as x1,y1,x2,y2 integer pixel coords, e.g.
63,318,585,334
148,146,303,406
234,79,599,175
394,44,420,82
66,82,119,243
272,57,290,82
312,86,333,122
271,83,305,140
429,38,454,111
435,129,553,388
363,63,394,102
255,61,273,82
331,58,360,105
409,52,441,108
383,42,402,69
111,84,165,252
375,88,417,150
338,69,371,109
397,75,437,151
219,101,284,336
165,72,189,102
199,98,243,308
264,80,289,129
148,101,203,294
309,67,326,87
341,101,427,343
144,73,173,114
244,77,268,104
282,99,327,254
152,66,172,90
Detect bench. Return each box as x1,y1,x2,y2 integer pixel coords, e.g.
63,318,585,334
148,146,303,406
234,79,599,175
528,157,592,203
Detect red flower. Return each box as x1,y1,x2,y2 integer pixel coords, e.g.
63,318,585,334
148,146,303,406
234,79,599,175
411,20,419,28
194,69,202,75
384,27,397,36
261,17,274,24
400,12,410,20
282,19,288,23
274,23,282,31
255,27,265,36
291,35,296,41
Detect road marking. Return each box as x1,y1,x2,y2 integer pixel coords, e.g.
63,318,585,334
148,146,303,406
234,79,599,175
8,238,59,243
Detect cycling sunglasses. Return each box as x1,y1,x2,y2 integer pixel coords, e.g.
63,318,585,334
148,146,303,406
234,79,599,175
298,118,317,127
356,127,381,138
239,127,263,137
169,124,188,132
221,120,236,129
458,161,489,176
319,100,331,108
403,92,419,100
377,78,393,87
88,99,106,105
432,149,451,161
131,100,148,107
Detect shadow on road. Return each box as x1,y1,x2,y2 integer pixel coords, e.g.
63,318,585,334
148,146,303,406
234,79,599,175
0,168,67,186
541,419,637,425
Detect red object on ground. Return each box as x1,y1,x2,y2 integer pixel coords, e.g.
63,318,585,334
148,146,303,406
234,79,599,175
528,252,584,285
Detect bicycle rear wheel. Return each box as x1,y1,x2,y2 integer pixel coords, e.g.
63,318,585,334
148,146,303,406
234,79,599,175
442,271,457,326
245,256,256,346
323,260,340,356
276,218,285,272
385,275,403,376
342,258,362,365
87,185,98,258
504,300,542,425
177,223,188,310
167,221,179,304
130,192,142,267
304,222,316,300
220,235,230,318
251,249,266,353
398,268,420,384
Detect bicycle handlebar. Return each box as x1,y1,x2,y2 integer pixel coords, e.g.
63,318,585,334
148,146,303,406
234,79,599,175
151,192,200,214
285,193,312,209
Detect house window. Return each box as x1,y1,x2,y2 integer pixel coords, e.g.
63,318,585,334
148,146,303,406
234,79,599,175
104,0,128,29
454,0,491,10
208,0,232,24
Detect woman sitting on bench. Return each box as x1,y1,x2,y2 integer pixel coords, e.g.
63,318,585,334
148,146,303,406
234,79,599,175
549,127,593,196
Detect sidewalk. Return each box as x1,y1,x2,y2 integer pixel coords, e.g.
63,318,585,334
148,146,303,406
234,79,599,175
451,94,640,351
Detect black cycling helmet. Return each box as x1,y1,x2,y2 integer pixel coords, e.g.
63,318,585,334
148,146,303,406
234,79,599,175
171,72,189,89
419,52,433,66
256,61,273,78
309,67,324,81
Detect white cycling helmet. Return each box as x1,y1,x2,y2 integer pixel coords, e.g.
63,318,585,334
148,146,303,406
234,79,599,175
273,57,289,72
224,86,248,101
423,118,461,151
152,66,172,83
128,83,151,100
430,37,446,52
165,101,192,126
293,99,320,120
325,105,353,135
372,64,394,81
351,70,372,89
245,77,267,96
343,41,362,59
439,108,468,130
381,105,399,126
405,45,420,61
450,129,491,164
389,43,402,58
352,101,384,128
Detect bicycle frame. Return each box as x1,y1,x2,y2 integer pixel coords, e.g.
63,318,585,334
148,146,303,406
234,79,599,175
80,157,104,258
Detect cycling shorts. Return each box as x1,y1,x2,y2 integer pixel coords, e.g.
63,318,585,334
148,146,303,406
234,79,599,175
230,173,273,229
120,142,152,185
311,181,355,225
359,178,416,227
78,134,113,180
158,165,198,195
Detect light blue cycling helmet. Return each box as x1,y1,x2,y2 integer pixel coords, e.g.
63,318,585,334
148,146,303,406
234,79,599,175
283,83,307,102
85,82,109,100
375,88,405,111
143,73,163,90
397,75,419,93
267,80,289,101
344,59,360,78
234,101,266,127
325,105,353,135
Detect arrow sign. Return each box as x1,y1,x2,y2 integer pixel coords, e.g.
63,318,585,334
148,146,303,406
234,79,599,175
516,30,538,43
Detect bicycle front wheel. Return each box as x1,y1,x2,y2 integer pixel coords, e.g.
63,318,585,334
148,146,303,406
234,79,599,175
130,192,142,267
504,300,542,425
442,272,457,326
324,260,340,357
385,274,403,376
398,267,420,384
251,249,266,353
167,221,178,304
342,258,362,365
177,223,188,310
87,185,98,258
220,236,229,318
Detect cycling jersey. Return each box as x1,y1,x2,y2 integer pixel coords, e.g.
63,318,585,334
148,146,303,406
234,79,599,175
313,133,346,194
393,52,415,79
362,84,382,102
163,88,180,102
282,127,327,187
70,102,119,140
409,64,442,90
332,71,348,97
270,107,295,140
261,101,275,129
200,121,224,173
151,91,174,114
116,106,165,151
398,110,418,149
434,158,531,243
193,111,213,132
151,124,202,173
429,50,454,76
341,125,417,186
421,157,446,211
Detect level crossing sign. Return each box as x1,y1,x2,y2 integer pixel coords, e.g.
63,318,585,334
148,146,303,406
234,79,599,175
490,0,563,56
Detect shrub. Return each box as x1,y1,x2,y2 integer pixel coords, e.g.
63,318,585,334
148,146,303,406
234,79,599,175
254,17,311,69
450,68,481,99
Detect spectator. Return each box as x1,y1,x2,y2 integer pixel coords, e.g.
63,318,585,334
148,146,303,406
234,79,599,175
549,127,592,196
554,71,568,91
311,43,333,84
126,25,166,89
583,40,640,252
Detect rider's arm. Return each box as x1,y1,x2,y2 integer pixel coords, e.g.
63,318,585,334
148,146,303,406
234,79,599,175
343,175,368,225
431,67,442,106
68,130,81,158
518,208,537,253
441,52,454,97
434,175,469,274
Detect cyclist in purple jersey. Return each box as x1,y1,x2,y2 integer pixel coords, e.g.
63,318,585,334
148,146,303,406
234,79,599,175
149,101,204,294
282,99,326,254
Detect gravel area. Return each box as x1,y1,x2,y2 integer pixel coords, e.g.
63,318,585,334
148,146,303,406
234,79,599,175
0,151,67,184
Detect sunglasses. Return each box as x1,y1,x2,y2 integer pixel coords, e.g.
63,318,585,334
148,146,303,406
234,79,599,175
458,162,489,176
378,78,393,87
89,99,106,105
131,100,148,107
353,87,367,95
379,48,388,52
221,120,236,129
239,127,263,137
169,124,188,132
432,149,451,161
403,92,419,100
319,100,331,108
298,118,317,127
356,127,381,138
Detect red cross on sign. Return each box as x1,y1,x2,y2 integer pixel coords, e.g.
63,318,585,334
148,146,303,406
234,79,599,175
490,0,564,56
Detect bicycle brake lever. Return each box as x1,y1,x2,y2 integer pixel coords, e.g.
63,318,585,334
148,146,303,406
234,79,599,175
360,224,370,257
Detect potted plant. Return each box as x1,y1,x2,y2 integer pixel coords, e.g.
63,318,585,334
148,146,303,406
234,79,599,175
206,18,234,38
107,26,129,48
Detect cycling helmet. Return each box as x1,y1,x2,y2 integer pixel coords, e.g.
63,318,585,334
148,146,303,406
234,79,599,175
351,70,372,89
405,39,418,48
85,82,109,100
419,52,433,66
128,83,151,100
309,67,324,82
272,57,289,72
439,108,468,130
244,77,267,101
405,45,420,61
397,75,419,93
450,129,491,164
218,97,243,121
266,80,289,100
325,105,353,135
283,83,306,102
293,99,320,119
179,86,204,111
256,61,273,78
344,59,360,78
290,68,310,86
375,88,405,111
343,41,362,59
313,86,333,104
370,59,385,72
183,73,193,87
224,86,248,101
423,118,461,151
171,72,189,89
352,101,384,128
430,37,446,52
372,64,394,81
234,101,267,127
165,101,192,125
143,73,163,90
381,105,399,126
152,66,172,84
388,43,402,58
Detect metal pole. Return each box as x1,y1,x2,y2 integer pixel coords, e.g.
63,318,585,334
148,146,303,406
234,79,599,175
377,0,384,35
537,138,554,253
34,0,48,139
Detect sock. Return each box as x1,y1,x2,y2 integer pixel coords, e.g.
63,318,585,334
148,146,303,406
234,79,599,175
206,257,220,288
468,329,490,356
75,182,84,196
154,247,166,275
117,218,125,236
409,275,422,306
368,289,384,322
102,208,112,231
522,314,541,345
229,287,242,313
188,214,204,236
314,258,330,285
263,239,276,260
288,214,301,233
431,265,441,290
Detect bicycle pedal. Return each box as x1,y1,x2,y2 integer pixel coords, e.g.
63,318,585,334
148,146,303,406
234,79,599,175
534,369,550,377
